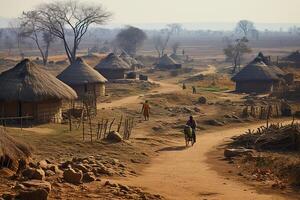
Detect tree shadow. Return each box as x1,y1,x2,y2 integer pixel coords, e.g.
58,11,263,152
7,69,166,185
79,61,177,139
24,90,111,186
156,145,188,152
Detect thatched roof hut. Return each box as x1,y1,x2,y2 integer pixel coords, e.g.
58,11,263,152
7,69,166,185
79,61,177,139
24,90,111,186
0,128,32,171
170,53,184,64
95,53,130,80
0,59,77,123
156,54,182,70
58,58,107,99
283,50,300,63
232,57,282,93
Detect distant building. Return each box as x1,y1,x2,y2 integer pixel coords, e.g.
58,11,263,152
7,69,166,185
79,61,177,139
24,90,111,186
0,59,77,123
57,57,107,100
95,53,130,80
156,54,182,70
232,54,287,94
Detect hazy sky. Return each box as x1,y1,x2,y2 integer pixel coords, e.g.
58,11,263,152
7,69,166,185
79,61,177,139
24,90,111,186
1,0,300,24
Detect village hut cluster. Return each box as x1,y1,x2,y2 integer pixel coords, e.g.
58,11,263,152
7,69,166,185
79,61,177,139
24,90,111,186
0,52,147,124
232,53,295,94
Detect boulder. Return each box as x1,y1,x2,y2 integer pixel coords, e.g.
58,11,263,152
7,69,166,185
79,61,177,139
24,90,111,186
106,131,122,143
22,168,45,180
82,172,96,183
63,168,82,184
37,160,48,170
17,188,48,200
224,148,253,158
198,96,207,104
72,163,89,173
21,180,51,193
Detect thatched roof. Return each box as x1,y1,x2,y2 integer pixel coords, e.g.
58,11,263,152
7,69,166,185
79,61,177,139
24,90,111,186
57,57,107,85
0,128,32,171
0,59,77,102
170,53,184,63
119,51,139,66
232,59,280,82
95,53,130,70
283,51,300,63
157,54,179,66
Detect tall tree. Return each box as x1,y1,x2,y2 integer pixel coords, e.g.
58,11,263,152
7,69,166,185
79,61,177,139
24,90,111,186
235,20,255,38
116,26,147,56
24,0,111,63
21,11,55,65
223,37,252,73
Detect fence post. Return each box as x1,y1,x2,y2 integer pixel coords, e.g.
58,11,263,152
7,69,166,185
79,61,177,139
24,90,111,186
82,121,85,141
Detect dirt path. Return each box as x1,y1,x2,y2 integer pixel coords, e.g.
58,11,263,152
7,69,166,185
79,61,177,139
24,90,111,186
97,80,181,109
119,123,292,200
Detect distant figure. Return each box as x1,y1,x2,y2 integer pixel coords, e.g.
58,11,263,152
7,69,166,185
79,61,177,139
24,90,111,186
141,100,150,121
182,49,185,55
182,83,187,90
186,116,197,143
192,86,197,94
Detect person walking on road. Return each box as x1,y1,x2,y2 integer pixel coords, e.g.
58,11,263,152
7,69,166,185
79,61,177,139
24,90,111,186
141,100,151,121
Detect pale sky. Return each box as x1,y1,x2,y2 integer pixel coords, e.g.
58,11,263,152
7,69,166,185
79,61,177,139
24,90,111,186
1,0,300,24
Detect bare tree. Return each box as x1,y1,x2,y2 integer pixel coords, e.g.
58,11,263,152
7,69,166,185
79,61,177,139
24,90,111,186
25,0,111,63
167,23,183,35
4,36,13,56
115,26,147,56
9,21,27,59
171,42,180,54
223,37,252,73
235,20,255,38
21,11,55,65
153,25,178,58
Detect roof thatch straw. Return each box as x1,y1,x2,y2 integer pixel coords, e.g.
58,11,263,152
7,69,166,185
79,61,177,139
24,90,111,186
95,53,130,70
0,128,32,171
157,54,179,66
170,53,184,63
232,59,279,82
57,57,107,85
283,50,300,63
256,52,285,76
0,59,77,102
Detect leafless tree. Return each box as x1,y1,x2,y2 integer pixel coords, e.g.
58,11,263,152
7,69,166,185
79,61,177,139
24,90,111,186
115,26,147,56
24,0,111,63
167,23,183,35
9,21,27,59
4,36,13,56
171,42,180,54
153,25,178,58
223,37,252,73
21,11,55,65
235,20,255,38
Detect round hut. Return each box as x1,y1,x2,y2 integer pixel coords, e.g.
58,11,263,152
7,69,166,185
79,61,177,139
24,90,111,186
95,53,130,80
0,59,77,123
232,58,281,94
156,54,182,70
57,57,107,100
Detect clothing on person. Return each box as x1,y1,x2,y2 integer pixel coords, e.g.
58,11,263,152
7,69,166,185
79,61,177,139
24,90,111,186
141,101,150,120
186,117,197,142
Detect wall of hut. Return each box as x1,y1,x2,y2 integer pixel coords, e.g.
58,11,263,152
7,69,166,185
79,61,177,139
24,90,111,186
0,99,63,123
70,83,105,100
235,81,278,93
156,64,182,70
96,69,125,80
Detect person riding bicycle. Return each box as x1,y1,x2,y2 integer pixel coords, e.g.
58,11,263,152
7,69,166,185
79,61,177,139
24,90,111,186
186,116,197,143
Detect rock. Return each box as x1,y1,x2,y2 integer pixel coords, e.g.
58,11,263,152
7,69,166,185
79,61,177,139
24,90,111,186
224,148,253,158
22,167,45,180
63,168,83,184
17,188,48,200
37,160,48,170
198,96,207,104
47,164,62,174
45,170,56,177
152,126,163,132
22,180,51,193
206,119,224,126
118,184,130,191
106,131,122,143
72,163,89,173
183,107,193,113
82,172,96,183
194,107,201,113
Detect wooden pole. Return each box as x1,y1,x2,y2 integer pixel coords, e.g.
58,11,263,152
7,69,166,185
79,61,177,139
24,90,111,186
82,121,85,141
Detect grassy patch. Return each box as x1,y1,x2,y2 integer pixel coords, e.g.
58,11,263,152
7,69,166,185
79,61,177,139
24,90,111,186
197,86,229,92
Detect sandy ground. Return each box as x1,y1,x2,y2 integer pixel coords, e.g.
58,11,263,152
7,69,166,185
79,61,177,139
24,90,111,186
118,123,294,200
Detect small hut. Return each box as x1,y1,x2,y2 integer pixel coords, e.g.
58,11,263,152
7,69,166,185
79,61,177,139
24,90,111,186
95,53,130,80
170,53,184,64
57,58,107,100
0,59,77,123
232,58,282,94
119,51,140,70
156,54,182,70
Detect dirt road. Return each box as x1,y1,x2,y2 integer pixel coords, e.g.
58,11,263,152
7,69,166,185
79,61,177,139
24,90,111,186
97,81,181,109
120,123,291,200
